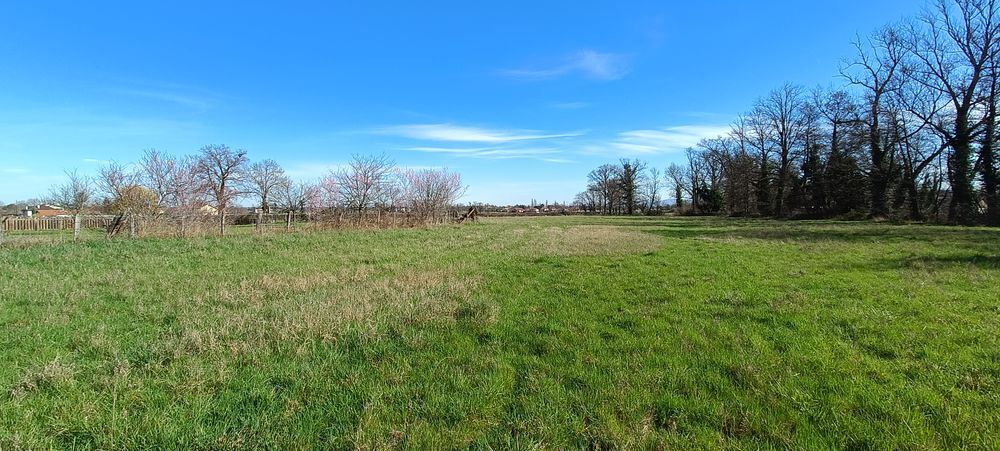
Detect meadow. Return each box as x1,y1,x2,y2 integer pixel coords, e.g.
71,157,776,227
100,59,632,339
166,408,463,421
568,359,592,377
1,216,998,449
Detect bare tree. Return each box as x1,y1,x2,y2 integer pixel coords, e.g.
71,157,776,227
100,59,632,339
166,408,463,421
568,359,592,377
335,153,395,222
982,52,1000,225
869,65,949,220
49,169,93,215
684,145,727,214
168,156,203,236
99,161,159,237
727,116,763,216
138,150,205,234
574,187,601,212
815,89,861,163
195,144,249,236
618,159,648,215
666,162,690,211
275,178,309,213
247,159,286,213
397,168,466,223
138,149,173,211
587,164,619,214
48,169,93,241
644,167,662,212
842,25,907,218
758,84,807,217
695,138,728,193
736,108,777,215
904,0,1000,223
97,162,141,214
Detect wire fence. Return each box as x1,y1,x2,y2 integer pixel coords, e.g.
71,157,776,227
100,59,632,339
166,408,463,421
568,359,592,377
0,210,471,247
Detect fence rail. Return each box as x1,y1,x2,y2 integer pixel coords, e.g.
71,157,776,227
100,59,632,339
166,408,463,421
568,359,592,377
1,216,115,232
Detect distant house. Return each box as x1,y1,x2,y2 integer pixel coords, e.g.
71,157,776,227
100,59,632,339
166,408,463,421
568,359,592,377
199,204,219,216
36,204,66,217
21,204,66,217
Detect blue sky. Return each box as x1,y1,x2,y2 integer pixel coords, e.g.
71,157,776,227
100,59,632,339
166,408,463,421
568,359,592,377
0,1,922,205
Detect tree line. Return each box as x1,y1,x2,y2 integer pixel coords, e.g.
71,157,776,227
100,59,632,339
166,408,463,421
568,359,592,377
580,0,1000,225
45,145,466,236
575,159,664,215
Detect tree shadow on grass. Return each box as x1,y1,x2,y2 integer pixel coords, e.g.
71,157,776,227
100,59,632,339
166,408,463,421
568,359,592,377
827,252,1000,273
885,254,1000,270
622,217,1000,253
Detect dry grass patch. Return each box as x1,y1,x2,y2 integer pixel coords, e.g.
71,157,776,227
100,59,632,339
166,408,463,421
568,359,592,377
158,265,483,358
286,267,483,338
9,357,76,399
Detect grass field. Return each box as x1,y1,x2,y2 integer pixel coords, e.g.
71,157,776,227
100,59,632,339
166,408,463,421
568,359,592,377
1,216,998,449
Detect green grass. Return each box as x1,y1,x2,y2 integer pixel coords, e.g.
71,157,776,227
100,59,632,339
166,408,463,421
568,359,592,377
1,216,998,449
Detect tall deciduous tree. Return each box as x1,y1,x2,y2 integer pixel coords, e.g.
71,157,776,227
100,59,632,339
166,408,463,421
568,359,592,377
618,158,647,215
759,84,807,216
397,168,466,223
247,159,286,213
335,153,395,221
587,164,620,214
644,167,662,212
905,0,999,223
196,144,248,236
843,25,906,218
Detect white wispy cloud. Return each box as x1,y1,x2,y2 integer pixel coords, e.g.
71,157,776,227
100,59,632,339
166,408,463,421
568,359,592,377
586,125,732,156
501,50,630,81
377,123,582,143
280,161,451,181
406,146,564,161
378,122,580,163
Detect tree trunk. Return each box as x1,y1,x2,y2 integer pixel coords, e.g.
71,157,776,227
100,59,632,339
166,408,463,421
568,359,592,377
756,158,770,216
869,105,889,219
73,214,81,241
981,92,999,226
870,169,890,219
907,179,923,221
775,158,789,217
982,139,999,226
220,210,227,236
948,130,975,224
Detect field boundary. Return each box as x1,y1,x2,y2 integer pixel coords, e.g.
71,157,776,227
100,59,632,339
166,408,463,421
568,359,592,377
1,216,115,232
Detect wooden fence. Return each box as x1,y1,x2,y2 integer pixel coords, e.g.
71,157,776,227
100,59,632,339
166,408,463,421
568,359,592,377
1,216,115,232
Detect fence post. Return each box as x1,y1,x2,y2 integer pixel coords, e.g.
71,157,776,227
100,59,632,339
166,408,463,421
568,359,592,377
256,210,264,233
129,215,137,239
73,214,81,241
0,217,6,245
286,210,293,232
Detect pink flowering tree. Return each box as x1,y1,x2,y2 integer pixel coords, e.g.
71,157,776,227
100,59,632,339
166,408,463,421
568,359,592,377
396,168,466,224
